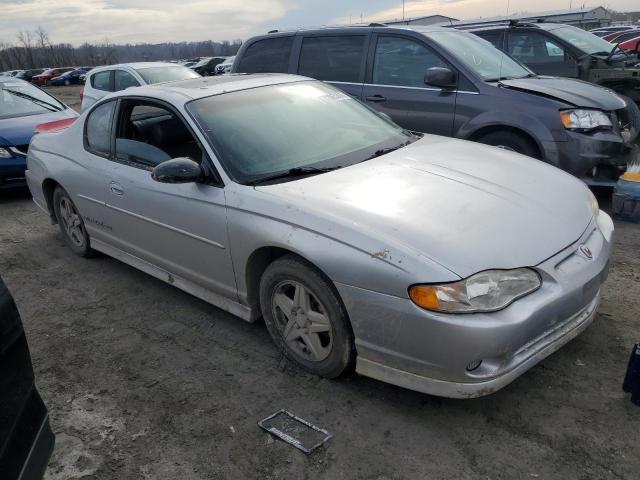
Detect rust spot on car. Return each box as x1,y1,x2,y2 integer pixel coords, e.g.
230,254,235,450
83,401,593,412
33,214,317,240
371,249,390,259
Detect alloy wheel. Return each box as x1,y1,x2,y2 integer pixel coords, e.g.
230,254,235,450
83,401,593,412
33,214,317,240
58,197,85,247
271,281,333,362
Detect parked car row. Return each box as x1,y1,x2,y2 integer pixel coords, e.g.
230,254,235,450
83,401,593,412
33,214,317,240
189,56,231,76
1,67,95,86
231,23,640,186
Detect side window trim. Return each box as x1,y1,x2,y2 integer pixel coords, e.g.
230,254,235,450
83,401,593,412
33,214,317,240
293,32,371,83
83,99,117,159
110,96,224,186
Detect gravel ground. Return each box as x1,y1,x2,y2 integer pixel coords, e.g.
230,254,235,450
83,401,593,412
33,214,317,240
1,85,638,479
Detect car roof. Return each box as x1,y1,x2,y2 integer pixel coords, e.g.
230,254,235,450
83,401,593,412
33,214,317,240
256,24,457,37
107,73,309,103
88,62,182,75
0,76,29,85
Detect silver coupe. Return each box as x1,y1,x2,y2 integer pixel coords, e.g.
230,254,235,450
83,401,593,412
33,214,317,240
26,74,613,398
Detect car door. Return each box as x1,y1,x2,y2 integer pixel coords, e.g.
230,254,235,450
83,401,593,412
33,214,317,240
363,34,457,136
102,98,237,300
295,33,368,100
72,99,116,242
506,30,579,78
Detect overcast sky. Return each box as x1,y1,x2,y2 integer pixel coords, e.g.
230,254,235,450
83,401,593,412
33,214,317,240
0,0,638,45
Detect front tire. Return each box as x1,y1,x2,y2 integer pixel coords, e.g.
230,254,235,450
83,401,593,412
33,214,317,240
52,187,93,257
476,130,540,159
259,255,354,378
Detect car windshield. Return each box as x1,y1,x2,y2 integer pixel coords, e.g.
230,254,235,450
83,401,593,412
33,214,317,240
134,66,200,84
550,26,615,55
0,80,65,118
187,81,413,184
427,31,534,81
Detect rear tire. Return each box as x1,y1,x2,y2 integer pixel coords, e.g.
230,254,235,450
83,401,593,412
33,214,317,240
52,187,94,257
259,255,354,379
476,130,540,159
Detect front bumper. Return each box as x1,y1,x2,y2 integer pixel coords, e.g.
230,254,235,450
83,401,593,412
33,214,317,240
546,129,636,187
0,155,27,189
337,212,613,398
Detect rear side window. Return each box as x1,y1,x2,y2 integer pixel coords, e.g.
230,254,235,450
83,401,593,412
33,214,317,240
298,36,365,82
372,36,447,88
114,70,140,91
85,101,115,156
507,32,567,64
236,37,294,73
91,71,112,91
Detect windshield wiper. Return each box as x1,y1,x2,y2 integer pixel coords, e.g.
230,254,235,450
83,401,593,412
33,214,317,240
363,140,412,161
3,89,63,112
247,166,342,186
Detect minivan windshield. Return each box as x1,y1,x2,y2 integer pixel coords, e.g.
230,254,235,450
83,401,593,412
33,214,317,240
549,25,615,55
188,81,413,184
427,31,534,81
0,79,65,119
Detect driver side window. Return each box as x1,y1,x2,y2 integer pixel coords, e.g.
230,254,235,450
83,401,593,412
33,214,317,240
372,36,447,88
114,100,203,170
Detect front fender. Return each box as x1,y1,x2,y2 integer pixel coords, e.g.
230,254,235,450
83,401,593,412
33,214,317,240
224,188,460,305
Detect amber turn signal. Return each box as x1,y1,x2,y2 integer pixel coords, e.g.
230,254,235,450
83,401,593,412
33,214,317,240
409,285,440,310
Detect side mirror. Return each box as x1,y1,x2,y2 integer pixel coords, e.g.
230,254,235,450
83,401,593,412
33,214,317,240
424,67,457,89
151,157,203,184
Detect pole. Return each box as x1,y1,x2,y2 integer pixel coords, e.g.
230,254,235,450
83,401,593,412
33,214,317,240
403,0,405,21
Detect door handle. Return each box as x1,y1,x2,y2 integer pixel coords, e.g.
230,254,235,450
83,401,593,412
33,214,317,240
109,181,124,196
365,95,387,103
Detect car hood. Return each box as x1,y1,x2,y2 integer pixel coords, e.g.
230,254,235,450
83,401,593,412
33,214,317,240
499,76,626,110
256,136,593,278
0,109,77,145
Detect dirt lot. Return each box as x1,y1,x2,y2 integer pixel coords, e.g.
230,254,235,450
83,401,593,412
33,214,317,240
1,86,639,479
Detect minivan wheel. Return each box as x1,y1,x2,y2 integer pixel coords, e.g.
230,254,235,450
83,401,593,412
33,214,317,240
52,187,93,257
476,131,540,159
259,255,354,378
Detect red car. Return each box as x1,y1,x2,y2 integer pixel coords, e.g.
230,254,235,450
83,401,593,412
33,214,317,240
619,35,640,53
602,29,640,44
31,67,74,86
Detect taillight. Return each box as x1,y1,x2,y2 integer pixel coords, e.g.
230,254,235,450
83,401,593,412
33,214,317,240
35,117,77,134
80,88,84,101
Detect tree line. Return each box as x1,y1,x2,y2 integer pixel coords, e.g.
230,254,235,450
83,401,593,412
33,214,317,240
0,27,242,71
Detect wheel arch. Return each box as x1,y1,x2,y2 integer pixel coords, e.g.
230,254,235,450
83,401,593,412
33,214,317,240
41,178,62,223
466,125,543,160
244,246,350,322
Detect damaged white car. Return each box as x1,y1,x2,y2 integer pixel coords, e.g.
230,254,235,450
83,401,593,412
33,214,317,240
26,75,613,398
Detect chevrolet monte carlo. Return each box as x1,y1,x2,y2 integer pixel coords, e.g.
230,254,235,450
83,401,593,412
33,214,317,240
26,74,613,398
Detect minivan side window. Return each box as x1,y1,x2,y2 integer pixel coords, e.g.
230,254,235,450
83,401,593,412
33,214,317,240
236,37,294,73
372,36,447,88
298,36,365,82
507,32,568,64
114,70,140,91
92,71,112,91
85,101,116,157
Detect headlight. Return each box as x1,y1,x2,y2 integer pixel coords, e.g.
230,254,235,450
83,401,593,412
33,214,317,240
588,188,600,219
560,109,612,130
0,147,12,158
409,268,541,314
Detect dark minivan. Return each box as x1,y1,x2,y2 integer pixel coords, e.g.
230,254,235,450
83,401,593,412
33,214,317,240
233,25,639,186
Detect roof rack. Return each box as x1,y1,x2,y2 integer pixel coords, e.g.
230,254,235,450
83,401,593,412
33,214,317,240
452,19,538,30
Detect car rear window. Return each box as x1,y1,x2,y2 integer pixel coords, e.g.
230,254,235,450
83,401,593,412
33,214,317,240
236,36,294,74
298,36,365,82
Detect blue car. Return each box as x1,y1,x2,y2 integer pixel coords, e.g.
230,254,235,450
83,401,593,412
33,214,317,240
0,77,77,189
48,68,92,86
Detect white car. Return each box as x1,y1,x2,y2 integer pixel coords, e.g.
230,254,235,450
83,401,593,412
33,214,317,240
81,62,200,111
